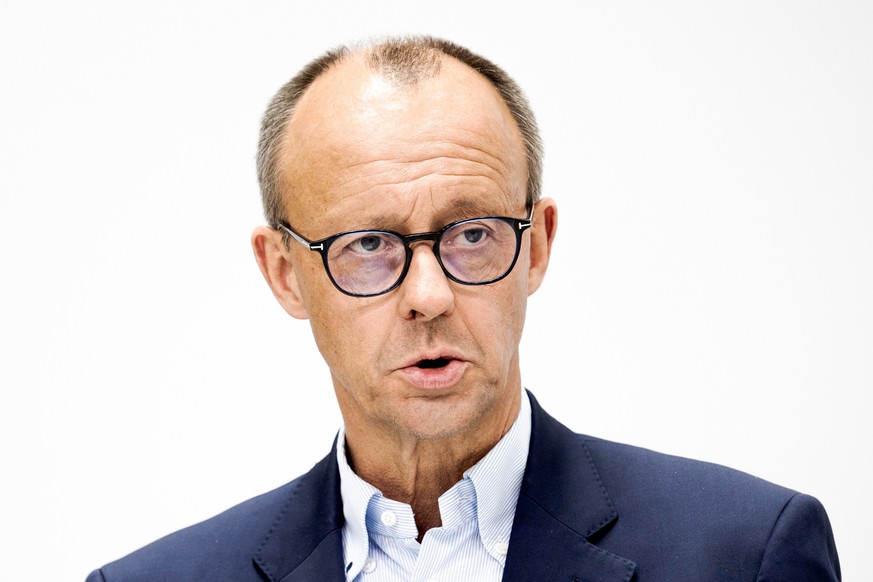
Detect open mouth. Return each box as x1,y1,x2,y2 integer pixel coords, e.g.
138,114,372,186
401,355,465,388
416,357,452,369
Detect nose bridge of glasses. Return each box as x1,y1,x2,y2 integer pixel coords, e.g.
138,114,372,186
403,230,442,247
403,231,450,282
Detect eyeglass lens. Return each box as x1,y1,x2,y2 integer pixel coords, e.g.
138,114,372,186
326,218,519,296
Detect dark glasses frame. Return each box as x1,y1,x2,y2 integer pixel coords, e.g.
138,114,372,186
277,206,534,297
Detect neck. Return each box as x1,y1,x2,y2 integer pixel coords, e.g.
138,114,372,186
342,393,521,538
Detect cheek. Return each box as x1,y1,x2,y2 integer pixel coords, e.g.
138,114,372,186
497,256,531,330
502,292,528,352
308,301,357,363
501,267,531,352
293,263,356,363
305,294,388,382
462,282,528,361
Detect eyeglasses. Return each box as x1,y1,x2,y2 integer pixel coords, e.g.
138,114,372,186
277,207,534,297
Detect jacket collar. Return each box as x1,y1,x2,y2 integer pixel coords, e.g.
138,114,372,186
252,439,346,582
502,391,636,582
253,392,635,582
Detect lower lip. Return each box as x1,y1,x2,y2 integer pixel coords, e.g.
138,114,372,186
400,360,467,390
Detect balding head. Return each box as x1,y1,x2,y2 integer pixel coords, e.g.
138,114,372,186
256,36,543,227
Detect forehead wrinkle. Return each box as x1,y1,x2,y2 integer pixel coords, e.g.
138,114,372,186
343,157,513,194
334,137,524,202
353,197,501,233
278,140,522,231
326,167,518,225
343,132,517,173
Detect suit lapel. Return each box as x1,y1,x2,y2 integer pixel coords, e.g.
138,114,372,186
253,442,347,582
251,395,635,582
502,393,636,582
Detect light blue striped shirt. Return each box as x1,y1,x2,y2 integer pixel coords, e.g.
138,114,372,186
337,391,532,582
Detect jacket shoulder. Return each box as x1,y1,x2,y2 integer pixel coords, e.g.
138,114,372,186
582,434,797,508
90,464,319,581
522,393,840,580
581,435,839,579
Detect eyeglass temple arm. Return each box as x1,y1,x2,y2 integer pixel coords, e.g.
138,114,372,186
278,224,323,251
519,204,535,229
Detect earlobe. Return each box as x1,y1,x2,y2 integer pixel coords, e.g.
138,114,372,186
527,198,558,295
251,226,311,319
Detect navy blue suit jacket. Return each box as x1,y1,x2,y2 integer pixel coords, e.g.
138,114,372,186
88,392,840,581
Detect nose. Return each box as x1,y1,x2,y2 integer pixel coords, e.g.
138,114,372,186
397,243,455,320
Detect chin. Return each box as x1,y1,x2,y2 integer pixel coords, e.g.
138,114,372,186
388,393,490,441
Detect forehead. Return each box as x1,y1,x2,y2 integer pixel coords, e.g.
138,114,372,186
277,53,527,231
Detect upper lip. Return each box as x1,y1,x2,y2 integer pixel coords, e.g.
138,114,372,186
398,348,466,369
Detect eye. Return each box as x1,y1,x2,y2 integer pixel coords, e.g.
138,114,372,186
336,232,399,256
328,231,405,266
449,223,493,247
462,228,485,244
353,234,384,253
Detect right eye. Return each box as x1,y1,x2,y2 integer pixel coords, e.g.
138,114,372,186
334,232,398,257
352,234,385,253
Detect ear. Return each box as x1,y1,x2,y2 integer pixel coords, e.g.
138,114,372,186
526,197,558,296
251,226,310,319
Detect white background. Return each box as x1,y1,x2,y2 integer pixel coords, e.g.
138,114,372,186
1,1,870,579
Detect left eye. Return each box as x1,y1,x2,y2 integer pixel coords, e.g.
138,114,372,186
462,228,485,243
356,235,383,252
449,224,492,246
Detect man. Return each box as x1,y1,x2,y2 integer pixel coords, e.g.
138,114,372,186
87,36,840,581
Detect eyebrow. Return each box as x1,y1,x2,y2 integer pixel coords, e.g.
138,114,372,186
356,198,512,232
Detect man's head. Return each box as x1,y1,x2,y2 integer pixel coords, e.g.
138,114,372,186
251,36,557,452
256,36,544,229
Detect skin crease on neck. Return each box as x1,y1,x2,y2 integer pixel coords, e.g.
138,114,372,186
252,52,558,540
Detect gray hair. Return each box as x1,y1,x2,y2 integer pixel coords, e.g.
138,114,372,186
256,36,543,227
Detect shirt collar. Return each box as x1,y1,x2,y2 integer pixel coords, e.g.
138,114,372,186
337,431,379,580
463,389,531,560
337,389,532,576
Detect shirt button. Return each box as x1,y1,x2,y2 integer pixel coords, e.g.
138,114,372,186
380,510,397,527
362,558,376,574
493,542,509,556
